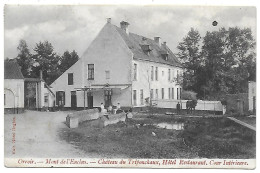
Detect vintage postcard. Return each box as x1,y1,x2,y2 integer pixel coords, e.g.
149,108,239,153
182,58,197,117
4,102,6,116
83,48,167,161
4,4,256,168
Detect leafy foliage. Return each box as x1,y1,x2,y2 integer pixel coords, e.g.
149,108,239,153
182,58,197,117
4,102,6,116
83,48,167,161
16,40,33,77
59,50,79,73
15,40,80,85
177,27,256,100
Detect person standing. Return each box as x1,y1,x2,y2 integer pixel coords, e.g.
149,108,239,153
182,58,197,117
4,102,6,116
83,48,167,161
176,102,180,115
117,103,121,110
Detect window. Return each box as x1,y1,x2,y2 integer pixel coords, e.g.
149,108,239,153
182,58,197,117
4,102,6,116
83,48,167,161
168,69,171,81
180,88,182,99
133,90,137,106
105,70,110,79
172,88,174,99
151,66,154,81
44,95,48,103
172,70,175,80
155,67,158,81
88,64,94,80
56,91,65,106
133,63,137,81
177,88,179,100
155,89,158,99
168,88,171,99
161,88,164,99
140,89,144,105
150,89,153,99
68,73,73,85
4,94,6,105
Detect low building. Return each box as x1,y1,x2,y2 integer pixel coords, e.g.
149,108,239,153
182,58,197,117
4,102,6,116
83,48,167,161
4,60,25,114
24,72,55,111
51,18,183,110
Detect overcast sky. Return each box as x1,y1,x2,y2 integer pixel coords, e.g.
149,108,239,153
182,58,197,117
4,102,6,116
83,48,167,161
4,5,256,59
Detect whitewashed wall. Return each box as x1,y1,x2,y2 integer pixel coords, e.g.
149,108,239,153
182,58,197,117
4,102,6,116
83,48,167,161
153,99,223,111
4,79,24,108
132,59,183,107
248,81,256,111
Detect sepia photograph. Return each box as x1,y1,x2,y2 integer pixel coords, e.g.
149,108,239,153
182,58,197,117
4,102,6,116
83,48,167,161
3,4,256,168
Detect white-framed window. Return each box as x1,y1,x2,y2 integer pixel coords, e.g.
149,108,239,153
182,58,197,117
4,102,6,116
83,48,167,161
161,88,164,99
68,73,73,85
150,89,153,99
168,88,171,99
155,89,158,99
133,90,137,106
168,69,171,81
133,63,137,81
44,95,48,103
155,67,158,81
151,66,154,81
88,64,94,80
140,89,144,105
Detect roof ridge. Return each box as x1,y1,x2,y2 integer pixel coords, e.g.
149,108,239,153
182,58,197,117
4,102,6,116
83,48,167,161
112,24,183,68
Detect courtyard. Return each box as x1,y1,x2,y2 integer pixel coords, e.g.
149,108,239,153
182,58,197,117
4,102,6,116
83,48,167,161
5,110,256,159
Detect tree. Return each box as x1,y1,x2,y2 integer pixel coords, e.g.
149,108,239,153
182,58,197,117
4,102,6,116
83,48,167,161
201,31,225,99
176,28,201,92
16,39,33,77
59,50,79,73
176,27,256,100
181,91,197,100
31,41,61,84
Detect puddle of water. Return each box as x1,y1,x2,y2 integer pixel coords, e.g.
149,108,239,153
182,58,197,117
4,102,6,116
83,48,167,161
155,122,184,130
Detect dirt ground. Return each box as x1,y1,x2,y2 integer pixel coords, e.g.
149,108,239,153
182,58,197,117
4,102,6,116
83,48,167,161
4,110,95,158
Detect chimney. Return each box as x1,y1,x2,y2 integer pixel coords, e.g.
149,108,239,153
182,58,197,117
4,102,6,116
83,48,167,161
120,21,130,35
162,41,167,48
154,37,161,46
107,18,111,24
40,70,43,80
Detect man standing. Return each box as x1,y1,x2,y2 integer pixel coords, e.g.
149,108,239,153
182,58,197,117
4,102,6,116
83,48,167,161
176,102,180,115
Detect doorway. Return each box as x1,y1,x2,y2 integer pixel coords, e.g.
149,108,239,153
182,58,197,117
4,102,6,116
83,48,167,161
104,89,112,108
87,92,93,109
71,91,77,109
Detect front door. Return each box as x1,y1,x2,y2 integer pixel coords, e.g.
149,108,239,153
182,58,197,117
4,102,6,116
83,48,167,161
71,91,77,109
104,89,112,108
87,92,93,109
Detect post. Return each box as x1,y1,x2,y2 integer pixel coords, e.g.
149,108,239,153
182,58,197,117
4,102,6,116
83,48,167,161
83,89,86,110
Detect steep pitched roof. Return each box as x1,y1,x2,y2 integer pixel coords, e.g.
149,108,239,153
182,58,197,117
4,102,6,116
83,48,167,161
114,25,183,68
4,61,24,79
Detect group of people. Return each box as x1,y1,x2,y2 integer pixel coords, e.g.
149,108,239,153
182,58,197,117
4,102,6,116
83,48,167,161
100,102,133,119
100,102,122,114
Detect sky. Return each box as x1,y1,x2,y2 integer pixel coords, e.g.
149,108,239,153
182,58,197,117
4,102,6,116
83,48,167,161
4,5,256,59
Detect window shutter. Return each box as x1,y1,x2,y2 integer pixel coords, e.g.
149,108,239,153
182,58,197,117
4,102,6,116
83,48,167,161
63,91,66,105
56,92,59,105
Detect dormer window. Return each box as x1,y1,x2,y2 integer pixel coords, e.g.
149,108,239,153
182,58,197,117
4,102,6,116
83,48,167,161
160,50,169,61
140,44,152,55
